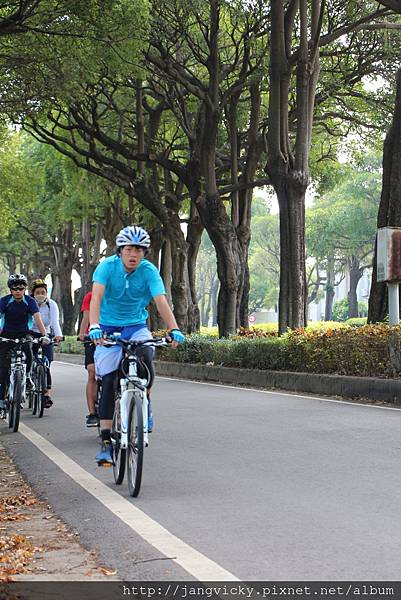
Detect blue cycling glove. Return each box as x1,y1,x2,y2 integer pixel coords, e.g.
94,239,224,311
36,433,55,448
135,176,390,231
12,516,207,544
88,325,103,341
168,328,185,344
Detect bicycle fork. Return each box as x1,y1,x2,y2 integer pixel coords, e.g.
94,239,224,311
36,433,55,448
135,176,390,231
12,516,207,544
9,364,26,403
119,384,149,449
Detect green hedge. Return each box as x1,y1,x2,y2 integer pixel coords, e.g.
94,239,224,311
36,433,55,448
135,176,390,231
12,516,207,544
158,325,401,378
57,325,401,378
345,317,367,327
58,336,84,354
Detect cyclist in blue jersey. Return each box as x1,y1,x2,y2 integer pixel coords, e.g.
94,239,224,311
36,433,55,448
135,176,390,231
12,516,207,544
0,274,48,410
89,225,185,465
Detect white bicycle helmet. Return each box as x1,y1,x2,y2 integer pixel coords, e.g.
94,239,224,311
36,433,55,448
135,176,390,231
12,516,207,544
116,225,151,248
8,273,28,288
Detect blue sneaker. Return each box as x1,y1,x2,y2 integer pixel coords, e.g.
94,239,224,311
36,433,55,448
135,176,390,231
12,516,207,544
147,401,154,433
95,441,113,465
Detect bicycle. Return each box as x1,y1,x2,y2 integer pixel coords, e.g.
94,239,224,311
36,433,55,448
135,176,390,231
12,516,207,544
29,337,60,418
0,336,31,432
98,334,169,497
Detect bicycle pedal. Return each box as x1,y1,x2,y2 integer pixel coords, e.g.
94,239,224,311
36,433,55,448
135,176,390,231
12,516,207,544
97,461,113,468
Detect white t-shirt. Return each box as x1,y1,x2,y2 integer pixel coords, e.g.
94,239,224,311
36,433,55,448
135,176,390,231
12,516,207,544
31,298,63,336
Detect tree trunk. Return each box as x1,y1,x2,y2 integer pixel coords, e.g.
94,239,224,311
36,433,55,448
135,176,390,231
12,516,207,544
160,238,172,307
148,301,164,332
79,218,102,294
53,263,75,334
369,69,401,323
199,208,246,336
102,193,125,256
168,235,190,332
6,254,17,274
274,181,307,333
200,290,206,327
147,228,165,332
211,276,219,326
239,263,250,327
266,0,321,334
47,223,78,335
348,255,363,318
324,259,335,321
134,181,192,332
186,202,203,332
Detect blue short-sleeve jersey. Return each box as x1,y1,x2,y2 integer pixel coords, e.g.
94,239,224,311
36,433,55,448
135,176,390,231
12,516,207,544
0,294,39,333
92,256,166,327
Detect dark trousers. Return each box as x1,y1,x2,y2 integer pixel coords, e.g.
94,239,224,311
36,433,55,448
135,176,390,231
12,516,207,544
99,346,154,421
0,333,33,400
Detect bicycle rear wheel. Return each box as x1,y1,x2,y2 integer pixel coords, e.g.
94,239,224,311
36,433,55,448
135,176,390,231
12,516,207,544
31,387,38,415
36,365,46,418
8,386,13,428
31,366,38,415
111,403,126,485
127,392,144,498
9,371,21,433
95,381,101,436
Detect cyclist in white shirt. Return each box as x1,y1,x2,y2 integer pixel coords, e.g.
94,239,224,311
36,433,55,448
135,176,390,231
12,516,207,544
30,279,63,407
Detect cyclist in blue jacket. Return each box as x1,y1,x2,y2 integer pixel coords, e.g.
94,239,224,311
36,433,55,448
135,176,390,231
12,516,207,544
0,274,47,411
89,226,185,465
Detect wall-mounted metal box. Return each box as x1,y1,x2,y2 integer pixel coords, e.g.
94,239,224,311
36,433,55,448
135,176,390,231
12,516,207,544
377,227,401,282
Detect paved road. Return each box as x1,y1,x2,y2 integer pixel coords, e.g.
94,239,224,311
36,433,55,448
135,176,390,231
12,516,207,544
1,361,401,581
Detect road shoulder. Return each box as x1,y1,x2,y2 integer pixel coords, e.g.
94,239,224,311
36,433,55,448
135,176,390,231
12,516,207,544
0,442,118,582
55,353,401,407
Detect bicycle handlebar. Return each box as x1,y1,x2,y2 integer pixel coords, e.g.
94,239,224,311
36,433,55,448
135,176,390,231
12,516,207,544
0,335,33,345
80,334,171,348
0,335,61,347
32,337,61,347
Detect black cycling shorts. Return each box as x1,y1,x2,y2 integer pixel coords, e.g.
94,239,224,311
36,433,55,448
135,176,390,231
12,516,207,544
84,343,95,369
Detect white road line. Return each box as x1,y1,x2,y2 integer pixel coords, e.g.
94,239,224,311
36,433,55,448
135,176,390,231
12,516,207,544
54,360,401,412
18,422,239,581
157,377,401,412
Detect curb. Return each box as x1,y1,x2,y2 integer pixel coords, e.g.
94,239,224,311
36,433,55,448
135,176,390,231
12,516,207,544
55,353,85,366
55,353,401,405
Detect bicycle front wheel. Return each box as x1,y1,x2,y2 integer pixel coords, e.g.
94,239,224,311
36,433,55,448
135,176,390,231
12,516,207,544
126,392,144,498
9,371,22,433
36,365,46,418
27,377,33,409
111,404,126,485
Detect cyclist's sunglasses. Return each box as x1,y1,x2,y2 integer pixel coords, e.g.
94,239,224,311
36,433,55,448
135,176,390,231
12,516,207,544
10,286,26,291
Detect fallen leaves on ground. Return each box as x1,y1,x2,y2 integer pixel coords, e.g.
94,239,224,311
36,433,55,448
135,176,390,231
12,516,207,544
0,493,38,511
99,567,118,576
0,534,43,582
0,514,31,522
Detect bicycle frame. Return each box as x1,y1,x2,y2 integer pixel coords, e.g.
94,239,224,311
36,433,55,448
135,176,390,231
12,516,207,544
8,348,26,401
119,354,149,449
0,337,28,402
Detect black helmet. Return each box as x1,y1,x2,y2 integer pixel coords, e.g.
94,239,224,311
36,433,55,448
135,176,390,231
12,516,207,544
8,273,28,288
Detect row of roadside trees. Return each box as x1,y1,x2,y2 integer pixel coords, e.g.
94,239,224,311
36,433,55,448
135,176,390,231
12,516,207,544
0,0,400,336
0,129,382,332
